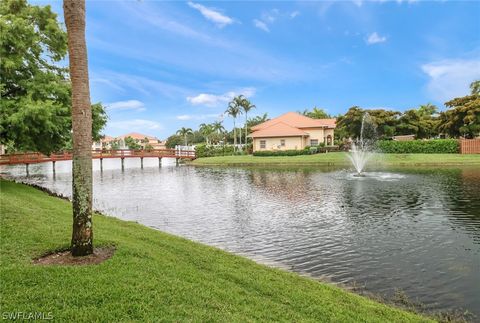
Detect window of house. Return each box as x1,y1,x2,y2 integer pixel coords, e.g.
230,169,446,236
280,139,285,147
260,140,266,149
310,139,319,146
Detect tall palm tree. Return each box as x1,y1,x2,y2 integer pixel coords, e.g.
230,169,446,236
211,121,225,144
64,0,93,256
240,97,256,146
309,107,330,119
199,123,213,145
247,113,269,128
298,109,309,116
226,96,243,150
212,121,225,134
176,127,193,146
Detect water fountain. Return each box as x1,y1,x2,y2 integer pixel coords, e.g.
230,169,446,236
347,113,377,176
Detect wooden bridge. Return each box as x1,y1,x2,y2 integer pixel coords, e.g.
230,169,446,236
0,149,196,172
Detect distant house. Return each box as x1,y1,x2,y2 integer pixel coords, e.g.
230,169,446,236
93,132,166,150
250,112,336,152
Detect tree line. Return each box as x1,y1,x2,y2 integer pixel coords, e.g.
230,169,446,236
169,81,479,149
167,96,263,148
336,81,479,141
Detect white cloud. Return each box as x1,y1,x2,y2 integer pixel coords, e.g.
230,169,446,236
105,2,308,83
366,32,387,44
352,0,416,6
421,59,480,101
253,19,269,32
176,114,220,121
253,9,289,32
352,0,364,7
95,71,189,98
187,2,234,28
253,9,300,32
290,11,300,19
91,78,125,92
177,115,193,121
187,88,256,107
106,100,146,111
109,119,162,131
262,9,279,23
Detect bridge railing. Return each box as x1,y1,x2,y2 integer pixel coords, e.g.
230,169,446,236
0,149,196,165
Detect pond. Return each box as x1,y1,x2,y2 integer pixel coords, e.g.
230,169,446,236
2,158,479,317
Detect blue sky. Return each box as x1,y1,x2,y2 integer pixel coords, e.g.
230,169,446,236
41,0,480,139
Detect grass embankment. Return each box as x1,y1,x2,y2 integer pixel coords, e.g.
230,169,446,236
0,180,432,322
190,152,480,167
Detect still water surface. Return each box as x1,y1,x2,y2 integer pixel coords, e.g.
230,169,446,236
2,158,480,316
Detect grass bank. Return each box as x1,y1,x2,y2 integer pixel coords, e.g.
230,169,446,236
0,180,432,322
190,152,480,167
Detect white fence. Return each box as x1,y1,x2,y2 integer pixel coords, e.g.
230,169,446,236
175,145,196,157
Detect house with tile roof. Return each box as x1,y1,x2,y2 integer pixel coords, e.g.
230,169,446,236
250,112,336,152
93,133,166,150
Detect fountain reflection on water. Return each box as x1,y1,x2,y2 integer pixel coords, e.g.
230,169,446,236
348,113,378,176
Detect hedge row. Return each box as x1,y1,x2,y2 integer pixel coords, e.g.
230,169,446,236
195,144,234,158
376,139,459,154
253,149,310,157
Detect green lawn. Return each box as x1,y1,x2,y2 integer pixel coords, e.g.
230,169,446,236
0,180,433,322
190,152,480,167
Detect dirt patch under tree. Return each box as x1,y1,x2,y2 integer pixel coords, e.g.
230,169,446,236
33,246,115,266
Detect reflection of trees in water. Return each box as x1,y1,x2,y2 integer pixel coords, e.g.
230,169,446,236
340,167,480,241
411,167,480,238
459,168,480,219
249,169,314,203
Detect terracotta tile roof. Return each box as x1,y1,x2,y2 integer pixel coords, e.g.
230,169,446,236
250,122,309,138
117,132,157,140
101,135,115,142
251,112,336,131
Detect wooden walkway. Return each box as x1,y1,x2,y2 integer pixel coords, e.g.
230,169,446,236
0,149,196,166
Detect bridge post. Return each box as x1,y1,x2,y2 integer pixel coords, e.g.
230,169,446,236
100,158,103,172
52,161,56,175
26,163,29,177
158,157,162,167
140,157,143,169
121,157,125,171
176,158,179,166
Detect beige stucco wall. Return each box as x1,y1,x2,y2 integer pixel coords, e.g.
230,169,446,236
253,136,305,151
301,128,325,146
324,129,334,144
252,128,335,151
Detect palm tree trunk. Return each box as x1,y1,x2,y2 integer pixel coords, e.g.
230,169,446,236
64,0,93,256
245,113,248,148
184,134,187,146
233,118,236,152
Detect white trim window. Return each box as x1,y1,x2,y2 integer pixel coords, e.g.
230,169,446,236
280,139,285,147
310,139,319,146
260,140,266,149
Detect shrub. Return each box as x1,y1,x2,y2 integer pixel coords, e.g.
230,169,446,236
195,144,235,157
253,150,310,157
376,139,459,154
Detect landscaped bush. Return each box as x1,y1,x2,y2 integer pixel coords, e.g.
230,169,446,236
253,149,311,157
376,139,459,154
195,144,235,158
